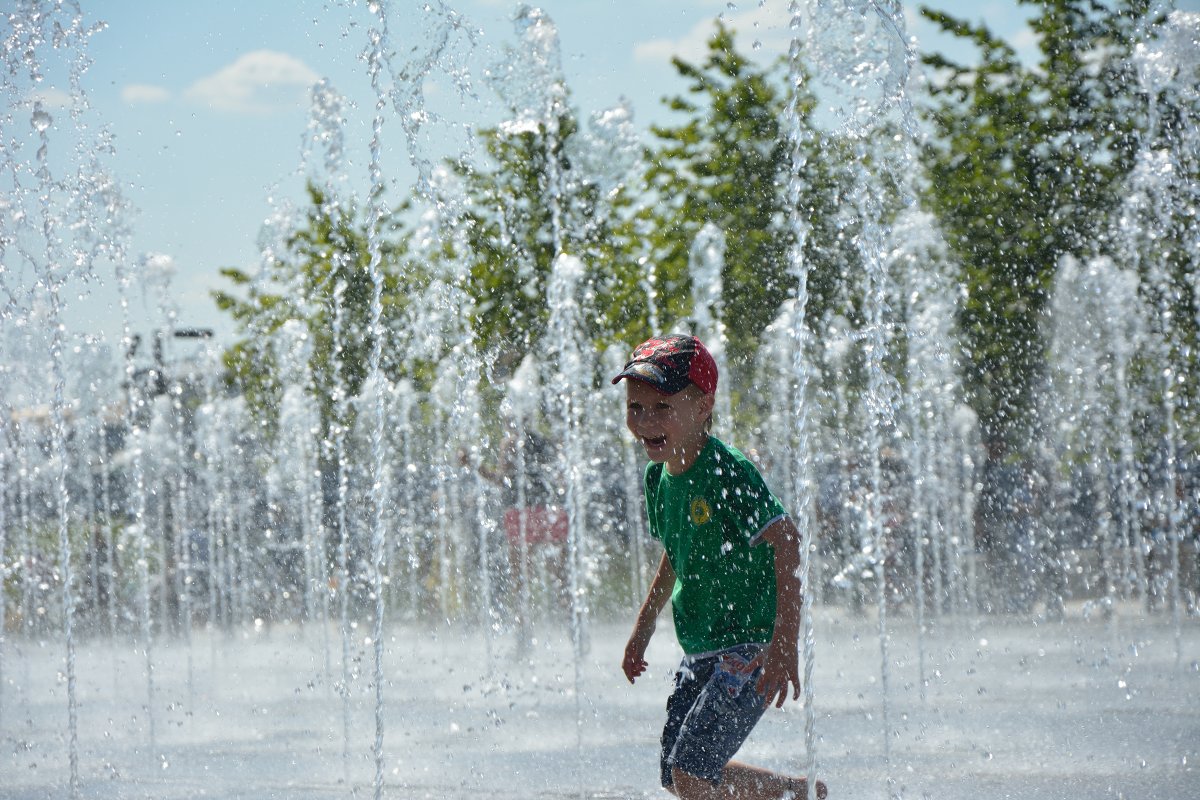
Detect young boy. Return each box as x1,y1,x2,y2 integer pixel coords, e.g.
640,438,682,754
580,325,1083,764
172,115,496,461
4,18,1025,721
613,334,827,800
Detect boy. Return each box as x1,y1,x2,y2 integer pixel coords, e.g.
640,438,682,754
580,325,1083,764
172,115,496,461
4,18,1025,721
613,334,826,800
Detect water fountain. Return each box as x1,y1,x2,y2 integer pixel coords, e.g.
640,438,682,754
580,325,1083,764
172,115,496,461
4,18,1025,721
1,1,1198,799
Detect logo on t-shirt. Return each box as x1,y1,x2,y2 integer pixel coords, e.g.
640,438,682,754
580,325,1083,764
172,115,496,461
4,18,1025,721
689,496,712,526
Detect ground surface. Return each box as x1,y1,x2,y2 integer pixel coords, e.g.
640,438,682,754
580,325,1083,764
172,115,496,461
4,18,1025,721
2,603,1198,799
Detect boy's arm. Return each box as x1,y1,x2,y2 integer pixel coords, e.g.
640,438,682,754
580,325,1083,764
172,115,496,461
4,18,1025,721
755,516,803,707
622,552,676,684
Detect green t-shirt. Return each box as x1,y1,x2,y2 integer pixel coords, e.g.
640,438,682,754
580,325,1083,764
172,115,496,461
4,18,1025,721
644,435,788,655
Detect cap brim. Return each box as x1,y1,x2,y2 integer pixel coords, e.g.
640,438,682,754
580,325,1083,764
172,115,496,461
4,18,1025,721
611,361,686,394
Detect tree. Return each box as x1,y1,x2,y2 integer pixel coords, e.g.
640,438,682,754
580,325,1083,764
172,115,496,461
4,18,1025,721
918,0,1163,448
644,22,849,381
451,108,648,375
212,184,414,442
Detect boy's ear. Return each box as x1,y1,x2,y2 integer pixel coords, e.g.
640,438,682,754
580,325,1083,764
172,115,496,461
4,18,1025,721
695,391,716,420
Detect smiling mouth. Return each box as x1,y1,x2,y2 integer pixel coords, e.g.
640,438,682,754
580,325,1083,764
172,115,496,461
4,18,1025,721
641,435,667,449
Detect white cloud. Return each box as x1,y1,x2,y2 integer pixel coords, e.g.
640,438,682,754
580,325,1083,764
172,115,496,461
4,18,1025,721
184,50,319,114
634,5,794,67
1011,25,1040,57
632,29,705,66
29,87,73,109
903,5,924,31
121,84,171,105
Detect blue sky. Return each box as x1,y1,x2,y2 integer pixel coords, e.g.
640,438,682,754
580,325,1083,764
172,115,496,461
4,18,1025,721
17,0,1200,350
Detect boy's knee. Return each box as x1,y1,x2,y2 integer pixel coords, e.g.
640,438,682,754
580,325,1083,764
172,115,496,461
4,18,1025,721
670,766,717,798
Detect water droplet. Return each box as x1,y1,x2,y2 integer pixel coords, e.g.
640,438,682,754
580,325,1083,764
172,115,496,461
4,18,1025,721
31,109,52,132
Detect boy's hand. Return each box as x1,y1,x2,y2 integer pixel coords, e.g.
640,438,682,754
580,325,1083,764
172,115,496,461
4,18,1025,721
753,640,801,708
624,553,674,684
622,631,651,683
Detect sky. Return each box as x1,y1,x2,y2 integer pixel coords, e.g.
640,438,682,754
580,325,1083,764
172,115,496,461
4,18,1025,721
9,0,1200,357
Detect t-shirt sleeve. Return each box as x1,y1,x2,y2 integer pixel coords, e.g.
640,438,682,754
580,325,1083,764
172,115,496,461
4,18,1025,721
643,461,663,542
723,458,788,545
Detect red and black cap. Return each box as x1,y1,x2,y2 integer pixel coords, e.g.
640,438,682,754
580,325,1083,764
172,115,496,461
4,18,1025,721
610,334,718,395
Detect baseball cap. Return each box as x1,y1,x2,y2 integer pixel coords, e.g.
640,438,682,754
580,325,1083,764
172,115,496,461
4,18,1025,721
610,334,718,395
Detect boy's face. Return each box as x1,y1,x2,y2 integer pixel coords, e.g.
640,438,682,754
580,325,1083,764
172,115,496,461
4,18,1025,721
624,379,714,473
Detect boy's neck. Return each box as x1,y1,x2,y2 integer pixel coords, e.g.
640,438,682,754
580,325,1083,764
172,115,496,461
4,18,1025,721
665,431,710,476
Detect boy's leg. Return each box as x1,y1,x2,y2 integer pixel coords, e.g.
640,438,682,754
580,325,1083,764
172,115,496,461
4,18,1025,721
666,646,829,800
664,647,765,794
672,761,827,799
686,762,825,800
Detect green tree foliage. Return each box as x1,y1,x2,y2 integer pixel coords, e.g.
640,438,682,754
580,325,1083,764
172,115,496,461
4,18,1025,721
918,0,1161,447
452,109,646,375
644,22,849,379
217,27,855,413
451,101,657,381
212,184,413,441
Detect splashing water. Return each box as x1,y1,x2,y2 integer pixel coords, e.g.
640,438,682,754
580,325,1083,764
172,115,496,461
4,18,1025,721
1,3,123,793
783,2,820,795
2,2,1199,799
805,0,915,138
1122,11,1200,668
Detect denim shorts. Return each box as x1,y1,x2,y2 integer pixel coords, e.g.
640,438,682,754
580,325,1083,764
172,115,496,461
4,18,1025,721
660,643,768,788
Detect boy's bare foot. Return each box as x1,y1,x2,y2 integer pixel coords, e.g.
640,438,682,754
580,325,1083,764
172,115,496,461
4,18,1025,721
786,777,828,800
